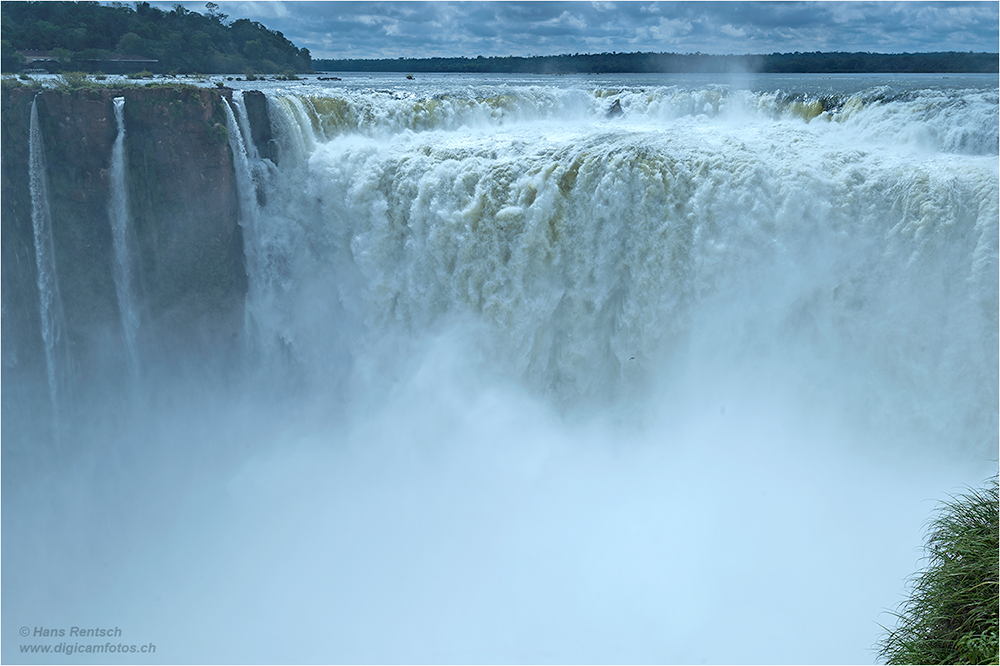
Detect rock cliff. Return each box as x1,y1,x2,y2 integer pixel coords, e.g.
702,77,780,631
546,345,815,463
2,84,266,428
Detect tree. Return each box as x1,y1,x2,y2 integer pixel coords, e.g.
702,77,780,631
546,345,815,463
50,47,73,66
242,38,263,61
1,39,26,71
205,2,228,24
2,1,312,74
116,32,143,55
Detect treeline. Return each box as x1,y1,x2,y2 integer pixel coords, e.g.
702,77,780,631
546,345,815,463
315,51,998,75
1,1,312,74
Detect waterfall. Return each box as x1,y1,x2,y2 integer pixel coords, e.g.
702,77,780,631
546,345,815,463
231,91,260,161
232,90,280,204
267,95,316,167
222,97,265,356
28,96,69,418
108,96,141,379
226,95,330,384
221,97,259,228
258,84,999,445
5,77,997,666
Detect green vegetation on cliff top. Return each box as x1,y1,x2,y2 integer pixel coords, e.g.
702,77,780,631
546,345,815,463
1,71,219,93
1,1,311,74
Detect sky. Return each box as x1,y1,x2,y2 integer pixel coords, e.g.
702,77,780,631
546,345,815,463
149,1,999,60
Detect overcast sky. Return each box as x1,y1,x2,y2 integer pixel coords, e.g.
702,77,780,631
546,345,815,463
149,1,1000,60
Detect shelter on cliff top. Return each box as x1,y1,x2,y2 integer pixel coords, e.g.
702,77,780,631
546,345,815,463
17,50,159,73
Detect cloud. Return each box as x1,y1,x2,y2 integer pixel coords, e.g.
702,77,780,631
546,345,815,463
649,17,695,41
221,1,290,19
146,1,1000,59
720,24,746,39
540,10,588,32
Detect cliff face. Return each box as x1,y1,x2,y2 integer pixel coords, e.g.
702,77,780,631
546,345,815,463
1,84,265,425
117,86,246,360
242,90,276,163
0,86,47,434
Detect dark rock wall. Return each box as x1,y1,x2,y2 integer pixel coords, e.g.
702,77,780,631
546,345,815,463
242,90,277,163
120,86,246,367
33,88,122,384
1,85,268,425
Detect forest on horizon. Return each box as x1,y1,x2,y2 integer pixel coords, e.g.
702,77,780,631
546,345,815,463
315,51,998,75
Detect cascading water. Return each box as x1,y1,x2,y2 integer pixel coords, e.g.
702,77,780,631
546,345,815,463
108,96,141,379
5,75,997,665
246,78,998,447
230,90,260,162
28,95,69,421
222,96,265,355
225,93,328,380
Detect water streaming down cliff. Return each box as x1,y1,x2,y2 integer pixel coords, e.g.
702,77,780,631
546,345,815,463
3,77,997,664
221,97,261,349
108,96,141,380
236,80,999,447
230,90,260,162
28,95,69,422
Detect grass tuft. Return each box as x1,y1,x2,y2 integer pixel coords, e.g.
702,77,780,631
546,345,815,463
56,71,93,88
878,475,999,664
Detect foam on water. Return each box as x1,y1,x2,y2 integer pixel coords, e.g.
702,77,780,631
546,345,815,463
249,78,999,155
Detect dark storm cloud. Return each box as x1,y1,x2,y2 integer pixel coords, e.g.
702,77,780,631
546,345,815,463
149,1,999,59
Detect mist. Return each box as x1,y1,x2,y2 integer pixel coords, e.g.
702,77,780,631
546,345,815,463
4,74,997,664
5,317,989,663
